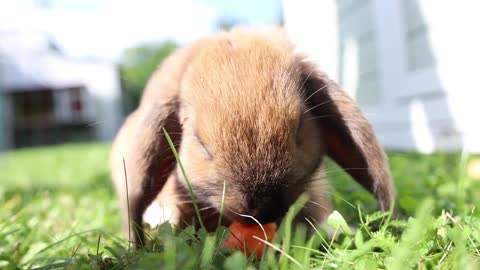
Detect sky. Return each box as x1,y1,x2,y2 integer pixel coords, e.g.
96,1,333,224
0,0,282,61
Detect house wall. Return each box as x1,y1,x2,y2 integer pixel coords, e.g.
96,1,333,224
283,0,480,153
77,62,123,142
0,29,123,148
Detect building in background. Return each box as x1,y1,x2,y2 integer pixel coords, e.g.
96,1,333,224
0,29,122,149
283,0,480,153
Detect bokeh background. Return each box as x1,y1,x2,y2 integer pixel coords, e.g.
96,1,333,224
1,0,480,153
0,0,283,149
1,1,480,268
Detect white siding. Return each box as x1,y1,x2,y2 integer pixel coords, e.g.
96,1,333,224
337,0,381,105
0,30,123,145
403,0,436,70
283,0,480,153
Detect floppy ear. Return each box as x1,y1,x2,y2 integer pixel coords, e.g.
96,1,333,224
299,60,395,210
111,96,182,248
110,45,197,247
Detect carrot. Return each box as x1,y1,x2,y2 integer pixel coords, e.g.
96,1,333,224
222,221,277,257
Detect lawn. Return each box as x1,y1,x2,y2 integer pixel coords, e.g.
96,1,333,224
0,143,479,269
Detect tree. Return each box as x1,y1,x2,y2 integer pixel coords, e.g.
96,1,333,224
119,41,177,112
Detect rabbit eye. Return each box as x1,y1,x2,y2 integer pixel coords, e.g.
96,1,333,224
195,133,213,160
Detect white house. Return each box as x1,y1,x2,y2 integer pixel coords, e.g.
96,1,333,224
0,29,122,148
283,0,480,153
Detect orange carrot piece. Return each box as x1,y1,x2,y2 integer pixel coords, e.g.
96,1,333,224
222,221,277,257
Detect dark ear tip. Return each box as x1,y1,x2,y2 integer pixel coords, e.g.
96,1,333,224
377,183,396,212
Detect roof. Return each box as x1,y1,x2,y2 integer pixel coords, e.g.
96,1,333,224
0,30,113,92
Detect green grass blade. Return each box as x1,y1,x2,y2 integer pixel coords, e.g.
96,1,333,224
163,128,205,229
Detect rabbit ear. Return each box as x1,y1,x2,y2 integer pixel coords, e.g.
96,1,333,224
299,60,395,210
111,97,182,248
111,46,196,247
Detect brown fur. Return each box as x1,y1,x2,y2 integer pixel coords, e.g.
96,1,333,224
110,27,395,247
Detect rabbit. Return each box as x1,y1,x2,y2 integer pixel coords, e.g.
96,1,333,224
110,27,395,248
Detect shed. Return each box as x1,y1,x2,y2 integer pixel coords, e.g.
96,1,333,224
0,29,122,148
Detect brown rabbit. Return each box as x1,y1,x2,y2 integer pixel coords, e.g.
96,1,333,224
110,27,395,247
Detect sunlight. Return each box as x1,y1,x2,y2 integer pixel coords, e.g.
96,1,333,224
410,99,434,153
343,37,359,98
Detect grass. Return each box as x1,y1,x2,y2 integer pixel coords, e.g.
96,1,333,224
1,143,479,269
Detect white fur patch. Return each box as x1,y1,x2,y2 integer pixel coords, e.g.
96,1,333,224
143,202,173,228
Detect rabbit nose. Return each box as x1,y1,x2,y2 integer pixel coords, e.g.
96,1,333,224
243,193,289,224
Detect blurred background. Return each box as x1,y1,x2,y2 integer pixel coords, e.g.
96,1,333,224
0,0,283,149
1,1,480,267
1,0,479,153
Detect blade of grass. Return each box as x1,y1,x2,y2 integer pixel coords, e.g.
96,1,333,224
304,218,334,259
96,234,101,258
122,157,131,251
456,149,469,213
252,236,304,269
163,128,205,229
218,180,226,229
278,194,308,267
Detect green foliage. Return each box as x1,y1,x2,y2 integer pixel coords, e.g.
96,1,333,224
1,144,480,269
0,143,119,269
119,42,177,110
0,93,5,150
